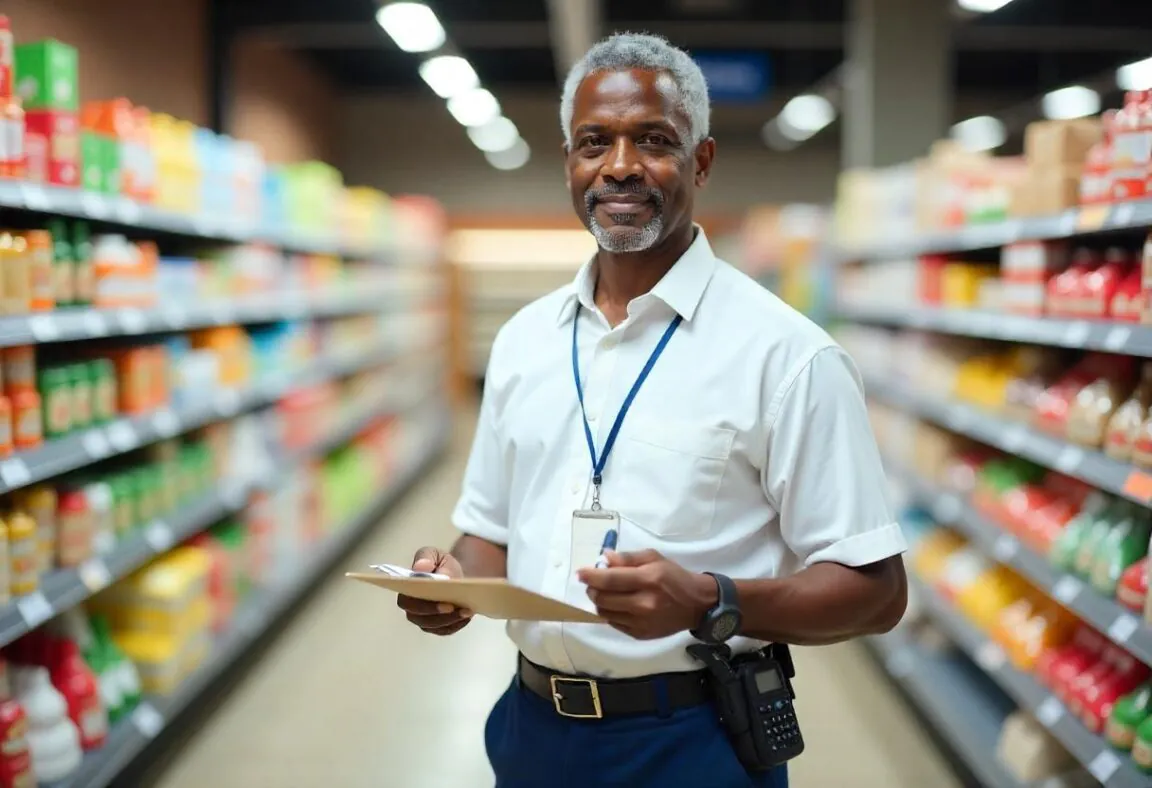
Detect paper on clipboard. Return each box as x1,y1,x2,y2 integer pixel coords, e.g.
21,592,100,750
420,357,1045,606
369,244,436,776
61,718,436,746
346,572,604,624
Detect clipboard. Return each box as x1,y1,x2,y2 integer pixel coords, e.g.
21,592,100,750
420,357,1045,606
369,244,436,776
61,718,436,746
346,573,605,624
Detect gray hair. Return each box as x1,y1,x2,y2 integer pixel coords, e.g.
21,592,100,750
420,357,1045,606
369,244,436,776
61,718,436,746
559,33,711,147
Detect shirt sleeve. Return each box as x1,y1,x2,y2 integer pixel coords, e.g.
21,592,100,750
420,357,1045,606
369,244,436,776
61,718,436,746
450,334,512,546
761,346,907,568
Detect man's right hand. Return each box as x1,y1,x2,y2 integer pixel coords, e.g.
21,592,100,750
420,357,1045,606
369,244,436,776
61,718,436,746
396,546,473,636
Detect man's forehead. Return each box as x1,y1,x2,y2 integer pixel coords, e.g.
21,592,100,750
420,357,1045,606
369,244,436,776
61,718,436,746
572,68,687,129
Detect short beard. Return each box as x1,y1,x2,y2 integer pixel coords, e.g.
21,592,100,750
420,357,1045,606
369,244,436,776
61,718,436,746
584,184,665,253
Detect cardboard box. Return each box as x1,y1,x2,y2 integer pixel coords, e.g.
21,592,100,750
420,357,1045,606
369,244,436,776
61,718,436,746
14,40,78,111
1024,119,1101,167
23,109,79,187
1010,167,1082,217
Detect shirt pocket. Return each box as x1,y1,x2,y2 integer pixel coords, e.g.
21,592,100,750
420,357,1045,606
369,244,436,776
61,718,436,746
614,414,736,540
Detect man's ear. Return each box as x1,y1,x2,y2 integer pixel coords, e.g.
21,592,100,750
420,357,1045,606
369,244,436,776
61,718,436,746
694,137,716,188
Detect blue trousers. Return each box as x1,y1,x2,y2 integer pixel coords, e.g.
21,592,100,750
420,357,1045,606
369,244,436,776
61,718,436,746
485,679,789,788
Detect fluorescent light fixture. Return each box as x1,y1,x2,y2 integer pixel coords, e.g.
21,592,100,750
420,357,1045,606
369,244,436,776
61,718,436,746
467,116,519,152
485,138,531,170
1042,85,1100,120
447,88,500,127
376,2,445,53
950,115,1006,152
779,94,836,135
1118,56,1152,91
957,0,1014,11
418,56,478,98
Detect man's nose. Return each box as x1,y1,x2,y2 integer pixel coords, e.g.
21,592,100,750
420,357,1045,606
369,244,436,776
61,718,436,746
602,138,643,181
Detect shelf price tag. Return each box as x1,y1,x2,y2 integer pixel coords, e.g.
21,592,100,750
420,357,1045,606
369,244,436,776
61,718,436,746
27,315,59,342
992,534,1019,563
1036,696,1064,728
1103,326,1132,352
1052,575,1083,605
18,184,50,211
78,558,111,593
1055,446,1085,475
114,197,142,225
80,192,111,219
975,641,1007,672
151,409,179,438
106,421,138,452
1002,425,1027,453
1114,202,1137,227
162,306,188,329
145,520,174,553
1088,750,1121,785
1077,205,1110,231
15,592,52,629
1061,321,1090,347
81,429,111,459
215,389,241,417
132,702,164,739
117,308,147,334
1108,613,1140,644
1123,470,1152,503
82,312,108,337
0,458,31,490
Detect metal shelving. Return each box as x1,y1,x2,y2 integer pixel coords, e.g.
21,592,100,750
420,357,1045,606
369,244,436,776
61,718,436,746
836,198,1152,263
837,305,1152,358
39,424,448,788
908,577,1148,788
866,630,1025,788
0,181,389,259
864,376,1152,508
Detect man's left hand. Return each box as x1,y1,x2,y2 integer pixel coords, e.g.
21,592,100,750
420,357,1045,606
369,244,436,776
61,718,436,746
577,550,718,640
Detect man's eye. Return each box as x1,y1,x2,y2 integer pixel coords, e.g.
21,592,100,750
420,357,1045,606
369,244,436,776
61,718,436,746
579,136,608,149
640,134,670,146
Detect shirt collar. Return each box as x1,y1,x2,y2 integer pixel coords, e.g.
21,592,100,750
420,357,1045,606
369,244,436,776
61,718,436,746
556,227,718,327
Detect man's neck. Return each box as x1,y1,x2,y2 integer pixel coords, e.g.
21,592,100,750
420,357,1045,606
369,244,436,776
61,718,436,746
594,224,694,327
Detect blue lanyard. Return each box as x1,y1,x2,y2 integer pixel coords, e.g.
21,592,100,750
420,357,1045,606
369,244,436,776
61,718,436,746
571,304,682,509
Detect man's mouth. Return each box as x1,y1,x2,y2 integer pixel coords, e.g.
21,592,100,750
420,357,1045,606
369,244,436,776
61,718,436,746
597,198,651,215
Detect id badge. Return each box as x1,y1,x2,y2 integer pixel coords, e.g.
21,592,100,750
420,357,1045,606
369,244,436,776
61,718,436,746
571,508,620,571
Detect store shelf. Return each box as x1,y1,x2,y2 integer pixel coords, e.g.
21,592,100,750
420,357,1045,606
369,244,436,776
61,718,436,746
0,377,432,653
0,180,387,259
836,199,1152,263
864,376,1152,508
837,305,1152,357
865,630,1024,788
908,576,1148,788
892,464,1152,667
0,287,401,351
40,422,449,788
0,339,402,498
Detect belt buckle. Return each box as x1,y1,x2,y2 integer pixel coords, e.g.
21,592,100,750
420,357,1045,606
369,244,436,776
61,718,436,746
549,675,603,719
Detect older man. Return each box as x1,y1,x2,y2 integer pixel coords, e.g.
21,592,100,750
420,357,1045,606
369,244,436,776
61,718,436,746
398,32,907,787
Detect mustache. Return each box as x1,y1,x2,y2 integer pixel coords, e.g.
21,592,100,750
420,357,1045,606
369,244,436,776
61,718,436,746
584,183,665,214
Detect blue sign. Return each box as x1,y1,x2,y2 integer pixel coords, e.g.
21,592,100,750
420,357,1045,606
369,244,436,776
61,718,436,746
693,52,771,103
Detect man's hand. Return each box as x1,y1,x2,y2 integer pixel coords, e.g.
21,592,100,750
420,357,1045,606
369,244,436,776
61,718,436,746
397,546,473,636
577,550,717,640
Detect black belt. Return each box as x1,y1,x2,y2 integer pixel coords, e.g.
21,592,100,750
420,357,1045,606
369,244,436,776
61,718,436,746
518,654,710,719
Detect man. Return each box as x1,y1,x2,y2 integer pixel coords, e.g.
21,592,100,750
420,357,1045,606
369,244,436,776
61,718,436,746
398,32,908,788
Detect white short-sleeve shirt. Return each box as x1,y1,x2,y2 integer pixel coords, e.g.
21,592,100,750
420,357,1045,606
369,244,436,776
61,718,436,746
452,229,906,678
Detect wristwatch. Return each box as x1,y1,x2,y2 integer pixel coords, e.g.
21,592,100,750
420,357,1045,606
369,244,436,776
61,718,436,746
691,572,742,644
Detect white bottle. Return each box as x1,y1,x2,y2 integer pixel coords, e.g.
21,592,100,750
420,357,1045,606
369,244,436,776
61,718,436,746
84,483,116,555
16,667,81,782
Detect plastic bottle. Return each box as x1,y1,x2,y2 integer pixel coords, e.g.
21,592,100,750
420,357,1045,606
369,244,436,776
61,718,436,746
0,659,33,788
1093,507,1152,597
0,95,23,181
15,488,54,579
2,348,34,397
46,221,74,308
13,666,80,782
88,360,116,425
1,235,29,316
0,390,14,460
1075,499,1126,579
7,511,36,598
48,640,106,751
20,233,54,313
84,484,114,556
0,518,9,608
11,390,40,452
89,616,139,713
71,224,94,307
68,365,92,432
0,16,13,102
54,491,90,569
1051,492,1111,570
1109,682,1152,751
38,369,72,440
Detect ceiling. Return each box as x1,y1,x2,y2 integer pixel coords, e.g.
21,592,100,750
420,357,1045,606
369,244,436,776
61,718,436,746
226,0,1152,104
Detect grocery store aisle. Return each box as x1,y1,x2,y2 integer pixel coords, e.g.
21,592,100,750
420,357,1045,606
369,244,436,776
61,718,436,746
150,409,960,788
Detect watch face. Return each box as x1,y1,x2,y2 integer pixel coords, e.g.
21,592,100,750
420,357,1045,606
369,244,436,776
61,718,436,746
711,610,741,642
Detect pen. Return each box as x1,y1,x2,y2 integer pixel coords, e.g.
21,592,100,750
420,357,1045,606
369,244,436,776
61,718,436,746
594,529,618,570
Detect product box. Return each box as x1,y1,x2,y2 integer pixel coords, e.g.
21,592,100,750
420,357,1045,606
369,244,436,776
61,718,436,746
14,40,78,112
1024,118,1102,168
23,109,79,187
1010,167,1082,218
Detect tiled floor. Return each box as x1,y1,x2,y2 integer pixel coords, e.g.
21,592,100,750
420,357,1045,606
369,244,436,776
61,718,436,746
150,419,960,788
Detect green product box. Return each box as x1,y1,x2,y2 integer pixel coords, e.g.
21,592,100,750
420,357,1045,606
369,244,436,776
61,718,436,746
15,40,79,112
102,135,121,194
80,131,105,193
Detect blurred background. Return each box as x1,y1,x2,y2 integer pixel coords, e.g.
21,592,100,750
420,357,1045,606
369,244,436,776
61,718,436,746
1,0,1152,786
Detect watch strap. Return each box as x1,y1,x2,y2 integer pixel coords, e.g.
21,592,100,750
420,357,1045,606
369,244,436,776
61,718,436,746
705,571,739,610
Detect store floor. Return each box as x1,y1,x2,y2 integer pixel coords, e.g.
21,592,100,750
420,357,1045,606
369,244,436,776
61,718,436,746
149,412,961,788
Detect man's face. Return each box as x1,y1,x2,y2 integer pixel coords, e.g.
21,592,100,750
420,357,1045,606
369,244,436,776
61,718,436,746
565,69,713,254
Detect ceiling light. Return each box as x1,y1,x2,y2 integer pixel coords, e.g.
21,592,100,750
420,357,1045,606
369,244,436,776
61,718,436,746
950,115,1006,152
376,2,445,53
957,0,1015,11
1042,85,1100,120
418,56,478,98
447,88,500,127
1118,56,1152,91
485,138,530,170
779,94,836,135
467,116,519,152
